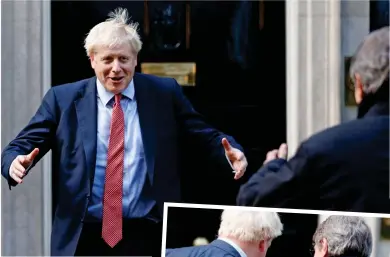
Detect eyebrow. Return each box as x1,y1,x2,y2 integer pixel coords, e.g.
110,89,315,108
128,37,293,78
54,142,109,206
100,54,130,60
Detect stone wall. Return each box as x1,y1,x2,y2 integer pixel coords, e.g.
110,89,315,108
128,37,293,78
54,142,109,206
1,0,51,255
286,0,341,156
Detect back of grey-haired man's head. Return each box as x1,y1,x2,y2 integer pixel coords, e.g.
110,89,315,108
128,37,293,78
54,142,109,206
313,216,372,257
349,26,389,94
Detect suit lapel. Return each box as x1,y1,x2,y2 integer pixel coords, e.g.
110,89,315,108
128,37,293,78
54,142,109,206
134,73,156,185
75,77,98,193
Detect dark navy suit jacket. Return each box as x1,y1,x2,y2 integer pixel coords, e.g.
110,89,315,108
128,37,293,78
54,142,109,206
166,240,242,257
1,73,243,256
237,101,390,213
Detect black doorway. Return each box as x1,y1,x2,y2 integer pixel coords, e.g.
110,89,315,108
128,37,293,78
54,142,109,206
370,0,389,31
50,0,286,214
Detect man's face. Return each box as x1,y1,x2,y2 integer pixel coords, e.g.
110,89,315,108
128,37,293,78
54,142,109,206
90,43,137,94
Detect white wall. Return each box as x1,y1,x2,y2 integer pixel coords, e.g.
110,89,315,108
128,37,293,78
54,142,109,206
1,1,45,255
286,0,341,157
378,241,390,257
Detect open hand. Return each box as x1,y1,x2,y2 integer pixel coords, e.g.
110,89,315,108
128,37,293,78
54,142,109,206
263,143,288,165
9,148,39,184
222,138,248,180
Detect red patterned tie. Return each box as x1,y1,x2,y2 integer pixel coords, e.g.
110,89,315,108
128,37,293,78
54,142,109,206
102,94,124,248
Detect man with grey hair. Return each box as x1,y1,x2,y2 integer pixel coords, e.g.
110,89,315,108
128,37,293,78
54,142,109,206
166,209,283,257
237,26,390,214
1,7,248,257
312,216,372,257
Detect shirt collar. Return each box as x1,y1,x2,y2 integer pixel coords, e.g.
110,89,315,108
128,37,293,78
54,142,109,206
96,78,135,106
218,238,248,257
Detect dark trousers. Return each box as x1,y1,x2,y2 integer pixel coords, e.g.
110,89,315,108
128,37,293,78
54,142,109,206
75,218,162,256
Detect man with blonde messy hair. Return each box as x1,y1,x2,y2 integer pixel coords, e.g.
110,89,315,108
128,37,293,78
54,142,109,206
1,7,247,257
166,209,283,257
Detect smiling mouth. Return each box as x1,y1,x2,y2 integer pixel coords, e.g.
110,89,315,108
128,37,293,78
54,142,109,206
110,77,124,82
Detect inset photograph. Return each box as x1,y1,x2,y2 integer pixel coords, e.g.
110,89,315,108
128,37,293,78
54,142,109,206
162,203,390,257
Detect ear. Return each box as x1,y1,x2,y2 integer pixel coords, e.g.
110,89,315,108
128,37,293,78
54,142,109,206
320,238,328,256
258,240,267,253
90,54,96,69
354,73,364,104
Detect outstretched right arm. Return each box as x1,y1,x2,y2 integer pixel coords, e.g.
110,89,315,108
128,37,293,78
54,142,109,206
1,88,58,189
